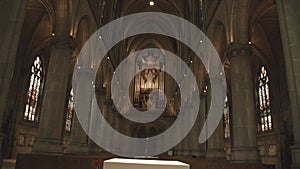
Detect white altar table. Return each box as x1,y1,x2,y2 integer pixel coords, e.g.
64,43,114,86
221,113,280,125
103,158,190,169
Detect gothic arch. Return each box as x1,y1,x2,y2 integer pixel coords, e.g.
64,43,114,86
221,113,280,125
73,3,96,40
250,0,279,76
70,0,81,36
127,36,176,56
121,14,183,43
39,0,56,32
120,0,184,17
76,16,91,49
212,21,227,62
250,0,276,27
231,0,251,43
75,15,93,69
26,14,53,66
23,1,55,66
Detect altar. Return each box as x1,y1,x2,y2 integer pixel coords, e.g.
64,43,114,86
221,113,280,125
103,158,190,169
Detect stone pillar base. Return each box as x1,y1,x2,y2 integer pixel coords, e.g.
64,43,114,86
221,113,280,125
206,148,225,159
291,143,300,169
32,138,63,154
181,150,192,156
66,143,88,154
191,150,206,158
230,147,259,163
88,142,104,154
173,150,183,156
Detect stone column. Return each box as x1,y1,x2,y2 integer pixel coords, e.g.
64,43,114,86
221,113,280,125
110,108,121,153
276,0,300,168
32,37,74,154
228,44,259,163
67,115,88,154
0,0,26,158
205,78,225,159
190,92,206,157
174,115,184,156
173,100,185,156
106,100,117,152
98,99,113,153
206,120,225,159
88,87,106,154
0,0,27,117
182,103,193,157
66,69,94,154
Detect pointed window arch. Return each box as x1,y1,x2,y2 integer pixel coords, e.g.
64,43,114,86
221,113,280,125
257,66,272,132
24,56,43,122
65,89,74,132
224,96,231,138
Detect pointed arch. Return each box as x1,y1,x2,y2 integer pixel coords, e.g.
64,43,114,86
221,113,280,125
65,88,74,131
212,21,227,62
76,15,91,49
24,56,44,122
231,0,251,43
257,66,273,132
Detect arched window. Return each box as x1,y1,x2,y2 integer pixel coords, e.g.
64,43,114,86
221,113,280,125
224,96,230,138
24,56,43,122
257,66,272,132
65,89,74,132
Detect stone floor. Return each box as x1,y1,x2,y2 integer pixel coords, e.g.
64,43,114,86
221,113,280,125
13,154,275,169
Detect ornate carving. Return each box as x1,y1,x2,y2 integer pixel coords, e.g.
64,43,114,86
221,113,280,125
268,144,278,156
50,36,76,50
227,43,251,60
259,145,266,156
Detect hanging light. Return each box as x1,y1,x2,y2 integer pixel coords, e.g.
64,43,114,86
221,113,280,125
149,1,155,6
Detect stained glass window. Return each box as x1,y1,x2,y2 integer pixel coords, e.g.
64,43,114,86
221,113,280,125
24,56,43,122
65,89,74,132
224,96,230,138
257,66,272,132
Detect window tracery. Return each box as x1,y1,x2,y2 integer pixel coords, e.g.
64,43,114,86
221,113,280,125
257,66,272,132
65,89,74,132
24,57,43,122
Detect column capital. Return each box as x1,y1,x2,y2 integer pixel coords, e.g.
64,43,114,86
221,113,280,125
95,87,106,95
200,91,208,97
227,43,251,60
50,35,76,50
104,98,114,106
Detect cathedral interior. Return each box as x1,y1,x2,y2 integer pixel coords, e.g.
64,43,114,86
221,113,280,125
0,0,300,169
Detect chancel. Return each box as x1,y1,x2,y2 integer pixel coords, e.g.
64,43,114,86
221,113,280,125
133,50,165,110
0,0,300,169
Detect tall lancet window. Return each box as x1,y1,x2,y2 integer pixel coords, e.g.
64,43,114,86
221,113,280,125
257,66,272,132
24,56,43,122
65,89,74,132
133,50,165,110
224,96,230,139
